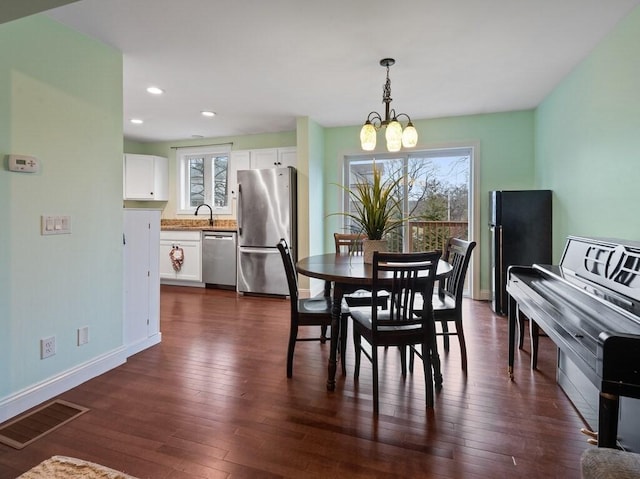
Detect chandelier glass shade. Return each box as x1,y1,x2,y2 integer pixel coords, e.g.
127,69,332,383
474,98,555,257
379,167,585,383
360,121,377,151
359,58,418,152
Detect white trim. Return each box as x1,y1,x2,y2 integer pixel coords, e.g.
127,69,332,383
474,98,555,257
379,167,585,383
467,141,481,300
0,347,127,423
125,332,161,358
160,279,205,287
176,144,233,215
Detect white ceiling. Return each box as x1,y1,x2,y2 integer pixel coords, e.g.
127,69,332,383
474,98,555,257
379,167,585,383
44,0,640,143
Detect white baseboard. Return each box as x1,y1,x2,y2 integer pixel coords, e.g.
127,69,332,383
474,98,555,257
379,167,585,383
125,332,161,357
0,346,127,423
160,279,205,288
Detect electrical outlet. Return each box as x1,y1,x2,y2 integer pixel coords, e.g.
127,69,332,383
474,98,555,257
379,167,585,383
77,326,89,346
41,336,56,359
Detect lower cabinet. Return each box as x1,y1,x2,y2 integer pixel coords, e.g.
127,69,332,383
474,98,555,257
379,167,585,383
123,209,161,357
160,230,202,283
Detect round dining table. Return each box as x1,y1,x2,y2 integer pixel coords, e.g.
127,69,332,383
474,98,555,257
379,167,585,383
296,253,452,391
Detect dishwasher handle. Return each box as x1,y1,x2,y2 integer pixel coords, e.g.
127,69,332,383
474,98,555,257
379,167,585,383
204,234,235,241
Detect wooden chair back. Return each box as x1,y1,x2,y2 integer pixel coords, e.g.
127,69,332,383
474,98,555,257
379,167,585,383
371,251,441,332
440,238,476,306
277,238,299,304
334,233,365,254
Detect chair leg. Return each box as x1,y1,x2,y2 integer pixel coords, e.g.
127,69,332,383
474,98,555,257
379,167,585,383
430,337,443,388
441,322,450,351
399,345,407,378
455,318,468,371
287,324,298,378
353,330,361,379
408,345,419,373
320,325,328,343
321,282,332,344
372,346,379,415
340,314,348,376
421,341,435,408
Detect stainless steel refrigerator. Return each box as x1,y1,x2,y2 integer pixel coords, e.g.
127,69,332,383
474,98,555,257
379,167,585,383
237,167,297,296
489,190,552,314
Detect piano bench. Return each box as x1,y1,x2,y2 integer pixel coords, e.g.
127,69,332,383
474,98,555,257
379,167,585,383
580,448,640,479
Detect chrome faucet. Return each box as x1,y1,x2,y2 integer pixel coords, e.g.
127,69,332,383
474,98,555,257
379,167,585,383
195,203,214,226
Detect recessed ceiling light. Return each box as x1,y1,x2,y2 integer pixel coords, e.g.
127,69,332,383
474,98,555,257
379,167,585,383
130,118,144,124
201,111,216,117
146,86,164,95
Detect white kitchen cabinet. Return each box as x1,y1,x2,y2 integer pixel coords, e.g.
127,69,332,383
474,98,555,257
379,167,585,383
160,230,202,283
277,147,297,168
123,209,161,357
249,148,278,169
247,147,296,169
229,150,251,199
123,154,169,201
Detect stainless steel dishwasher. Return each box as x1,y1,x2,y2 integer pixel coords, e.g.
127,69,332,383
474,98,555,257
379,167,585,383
202,231,237,288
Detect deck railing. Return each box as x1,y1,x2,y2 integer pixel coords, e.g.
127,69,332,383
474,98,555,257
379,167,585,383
409,221,469,252
386,221,469,253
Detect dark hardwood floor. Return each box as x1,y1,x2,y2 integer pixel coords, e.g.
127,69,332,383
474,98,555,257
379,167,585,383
0,286,591,478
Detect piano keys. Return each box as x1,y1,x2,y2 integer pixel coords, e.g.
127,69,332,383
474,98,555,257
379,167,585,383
507,236,640,450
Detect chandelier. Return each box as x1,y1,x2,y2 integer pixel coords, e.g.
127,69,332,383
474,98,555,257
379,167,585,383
360,58,418,152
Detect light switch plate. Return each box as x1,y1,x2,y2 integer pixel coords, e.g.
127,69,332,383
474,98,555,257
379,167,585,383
77,326,89,346
41,215,71,235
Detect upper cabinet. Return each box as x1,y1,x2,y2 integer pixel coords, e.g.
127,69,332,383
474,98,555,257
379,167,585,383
276,147,297,169
248,147,296,169
229,148,296,200
123,154,169,201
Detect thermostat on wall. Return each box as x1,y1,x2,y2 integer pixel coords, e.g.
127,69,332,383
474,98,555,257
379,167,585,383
8,154,39,173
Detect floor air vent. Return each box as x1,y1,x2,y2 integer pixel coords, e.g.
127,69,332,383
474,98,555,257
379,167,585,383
0,399,89,449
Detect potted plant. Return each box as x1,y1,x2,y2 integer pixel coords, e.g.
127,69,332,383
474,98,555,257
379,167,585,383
334,166,406,263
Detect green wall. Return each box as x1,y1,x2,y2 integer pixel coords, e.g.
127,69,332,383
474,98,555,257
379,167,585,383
536,7,640,256
0,16,123,401
322,110,536,295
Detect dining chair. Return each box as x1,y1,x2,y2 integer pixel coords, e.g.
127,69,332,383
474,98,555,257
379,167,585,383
332,232,389,376
277,238,347,378
410,237,476,373
351,250,441,414
322,233,368,338
334,232,365,253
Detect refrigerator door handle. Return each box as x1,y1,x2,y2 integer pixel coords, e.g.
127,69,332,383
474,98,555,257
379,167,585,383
497,225,504,309
237,183,243,236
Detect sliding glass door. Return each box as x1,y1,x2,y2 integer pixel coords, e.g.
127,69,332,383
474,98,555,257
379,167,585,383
343,147,472,254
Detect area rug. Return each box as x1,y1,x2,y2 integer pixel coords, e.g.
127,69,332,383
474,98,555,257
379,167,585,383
17,455,140,479
0,400,88,449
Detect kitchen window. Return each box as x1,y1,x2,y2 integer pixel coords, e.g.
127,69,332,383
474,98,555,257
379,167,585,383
177,144,232,215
